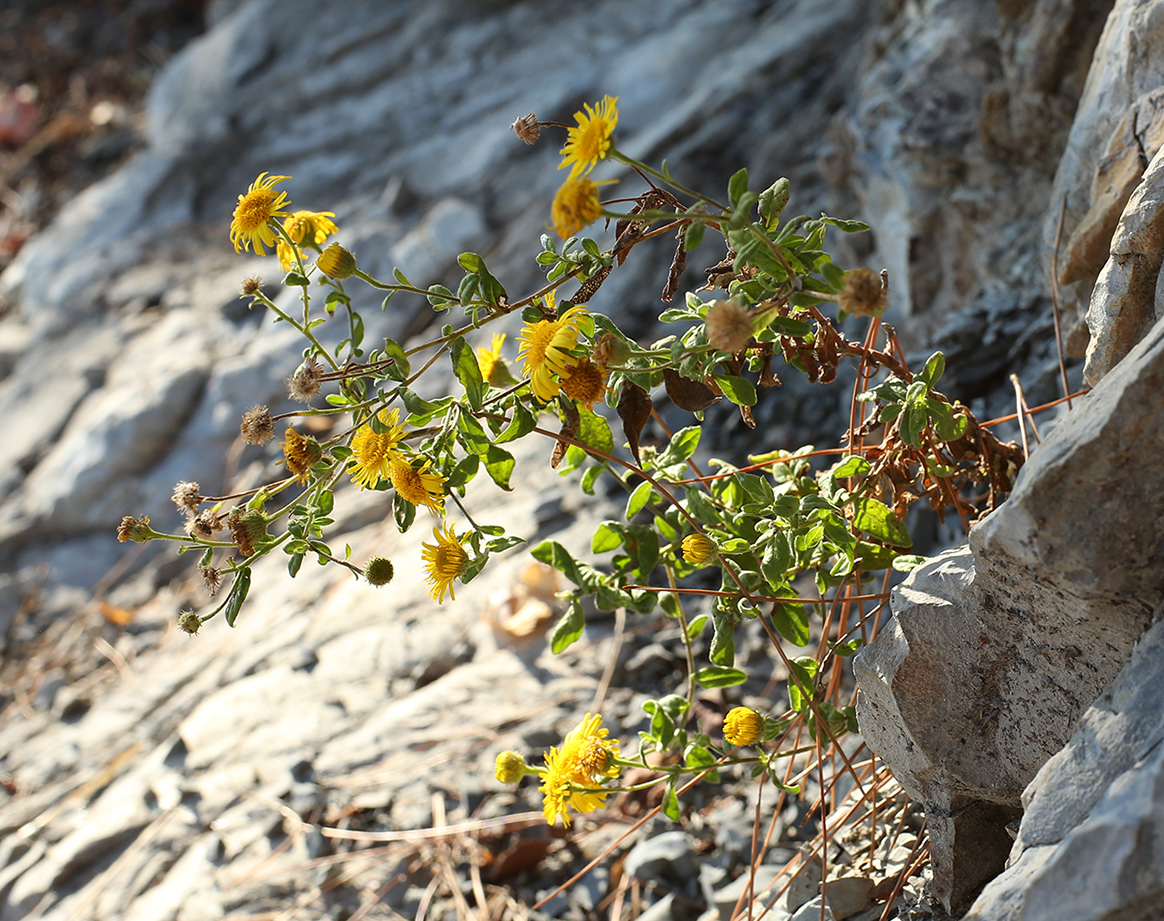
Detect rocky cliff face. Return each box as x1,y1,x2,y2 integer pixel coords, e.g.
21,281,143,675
1,0,1160,918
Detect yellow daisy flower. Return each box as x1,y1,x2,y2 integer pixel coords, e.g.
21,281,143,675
723,706,764,746
551,176,607,240
230,172,291,255
681,533,717,566
276,209,338,271
421,521,468,603
539,713,621,827
476,333,516,387
560,357,607,410
559,95,619,178
516,298,590,402
389,454,446,515
348,408,407,490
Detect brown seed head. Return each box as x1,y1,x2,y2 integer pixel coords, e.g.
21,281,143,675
186,509,223,541
227,508,268,557
200,565,222,596
171,480,202,512
838,267,886,317
561,358,607,410
239,274,263,297
117,514,153,543
177,610,203,635
704,298,754,354
287,357,324,403
364,556,395,586
510,113,540,145
240,405,275,445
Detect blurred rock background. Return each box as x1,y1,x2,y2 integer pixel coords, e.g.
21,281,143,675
1,0,1161,919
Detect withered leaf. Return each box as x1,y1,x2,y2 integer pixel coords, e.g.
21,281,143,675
663,367,720,412
661,229,688,302
550,400,580,469
617,381,653,465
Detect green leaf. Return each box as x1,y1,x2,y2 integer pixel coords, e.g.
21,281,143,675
626,525,660,580
393,492,417,533
626,479,656,520
820,214,870,234
918,351,946,388
224,568,252,628
496,402,536,444
771,601,810,646
287,553,304,578
656,425,702,468
662,783,681,822
893,554,928,572
686,614,709,639
445,452,480,490
788,656,819,713
595,582,633,611
381,339,411,380
728,167,750,210
549,599,586,654
901,403,928,447
832,455,871,479
530,540,589,589
758,176,791,230
852,497,913,548
694,665,749,688
592,521,624,554
483,444,515,490
451,337,485,411
927,397,968,441
684,221,706,252
710,614,736,666
713,374,757,406
456,411,492,456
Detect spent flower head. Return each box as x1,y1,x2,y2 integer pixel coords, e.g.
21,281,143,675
177,610,203,635
240,274,263,297
364,556,396,586
230,172,291,255
117,514,153,543
560,357,607,410
240,405,276,445
705,298,755,354
280,426,321,484
287,357,324,403
559,95,619,178
511,113,540,145
838,267,886,317
171,481,201,513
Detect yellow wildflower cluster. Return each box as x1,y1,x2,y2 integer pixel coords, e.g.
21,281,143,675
550,95,619,239
537,713,622,827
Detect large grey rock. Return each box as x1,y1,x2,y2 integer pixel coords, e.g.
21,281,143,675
963,619,1164,921
858,310,1164,911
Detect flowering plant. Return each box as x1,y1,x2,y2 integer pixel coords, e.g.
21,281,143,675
119,96,1025,872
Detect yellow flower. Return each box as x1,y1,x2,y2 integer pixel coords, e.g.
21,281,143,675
317,242,357,279
560,357,607,410
551,176,606,240
276,209,338,271
539,713,621,827
476,333,517,387
559,95,619,178
349,408,407,490
280,426,322,484
723,706,764,746
516,298,590,402
681,533,717,566
390,455,446,515
421,521,468,603
230,172,291,255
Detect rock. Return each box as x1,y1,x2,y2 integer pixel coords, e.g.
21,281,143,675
858,308,1164,910
624,830,698,887
1084,141,1164,382
963,619,1164,920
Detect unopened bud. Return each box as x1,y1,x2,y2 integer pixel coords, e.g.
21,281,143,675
177,610,203,635
494,750,528,784
317,243,356,280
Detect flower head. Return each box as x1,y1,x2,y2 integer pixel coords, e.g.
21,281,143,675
838,267,886,318
177,610,203,636
476,333,517,387
517,299,590,402
560,357,607,410
511,113,540,145
280,426,322,484
230,172,291,255
705,298,755,354
539,713,621,827
117,514,153,543
723,706,764,746
287,357,324,403
277,210,338,271
171,481,201,513
200,565,222,596
317,242,357,279
240,274,263,297
421,521,468,603
227,508,268,558
390,455,446,515
681,533,717,566
551,177,606,240
364,556,396,586
187,510,224,541
559,95,618,178
494,750,528,784
349,408,407,490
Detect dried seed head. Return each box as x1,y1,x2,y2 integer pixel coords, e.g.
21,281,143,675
117,514,153,543
704,298,755,354
561,358,608,410
239,274,263,297
287,357,324,403
494,750,528,784
510,113,540,145
317,243,357,280
280,426,322,484
177,610,203,635
240,405,275,445
364,556,395,586
171,481,202,513
227,508,268,558
200,565,222,596
838,267,886,317
186,509,223,541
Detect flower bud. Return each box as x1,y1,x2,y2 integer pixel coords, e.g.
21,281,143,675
494,750,528,784
317,243,357,280
592,332,631,368
680,533,717,566
364,556,395,586
723,706,764,746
